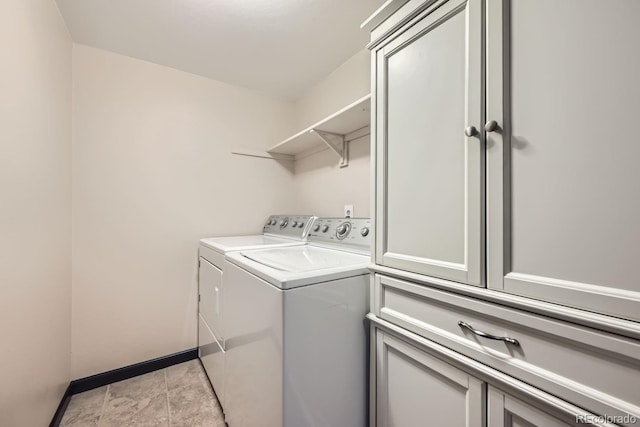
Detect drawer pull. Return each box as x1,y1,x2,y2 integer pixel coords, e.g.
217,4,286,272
458,321,520,346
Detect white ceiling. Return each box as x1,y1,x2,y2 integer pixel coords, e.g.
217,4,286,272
56,0,386,100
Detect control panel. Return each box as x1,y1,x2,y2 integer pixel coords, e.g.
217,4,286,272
307,218,371,250
263,215,316,239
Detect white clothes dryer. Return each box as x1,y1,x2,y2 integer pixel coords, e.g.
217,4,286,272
223,218,372,427
198,214,315,410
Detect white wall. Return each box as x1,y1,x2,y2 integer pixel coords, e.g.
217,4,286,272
291,49,372,217
0,1,72,425
294,49,371,129
71,45,297,379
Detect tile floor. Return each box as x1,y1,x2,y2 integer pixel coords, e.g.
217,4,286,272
60,360,225,427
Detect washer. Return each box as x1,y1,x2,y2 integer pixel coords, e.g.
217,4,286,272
223,218,372,427
198,214,315,410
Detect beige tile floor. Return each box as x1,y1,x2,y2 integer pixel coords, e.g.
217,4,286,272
60,360,226,427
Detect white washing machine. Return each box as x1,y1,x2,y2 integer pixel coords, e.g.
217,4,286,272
223,218,372,427
198,214,315,409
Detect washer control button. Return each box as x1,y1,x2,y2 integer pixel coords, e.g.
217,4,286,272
292,221,298,227
280,218,289,228
322,225,329,233
298,222,304,228
360,227,370,237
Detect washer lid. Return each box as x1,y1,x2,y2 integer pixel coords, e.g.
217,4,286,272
226,245,370,289
241,246,367,272
200,235,305,254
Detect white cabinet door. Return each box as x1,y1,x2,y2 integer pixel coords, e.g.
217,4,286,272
486,0,640,321
488,386,583,427
375,330,485,427
375,0,484,285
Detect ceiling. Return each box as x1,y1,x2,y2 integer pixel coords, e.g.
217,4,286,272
56,0,386,100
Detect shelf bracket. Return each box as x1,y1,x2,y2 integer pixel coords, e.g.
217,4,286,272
310,129,349,167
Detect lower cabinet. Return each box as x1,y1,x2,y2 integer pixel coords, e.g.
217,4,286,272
375,330,485,427
488,387,573,427
373,327,619,427
371,272,640,424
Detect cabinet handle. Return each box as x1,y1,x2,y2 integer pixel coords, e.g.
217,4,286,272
484,120,499,132
458,321,520,346
464,126,478,137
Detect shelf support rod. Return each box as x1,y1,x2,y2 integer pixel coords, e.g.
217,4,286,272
310,129,349,168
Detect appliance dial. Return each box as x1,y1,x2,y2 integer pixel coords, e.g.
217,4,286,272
292,221,298,227
280,218,289,229
360,227,370,237
313,225,320,232
336,222,352,240
321,225,329,233
298,222,304,228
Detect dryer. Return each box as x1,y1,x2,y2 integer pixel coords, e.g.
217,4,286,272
198,214,315,409
223,218,372,427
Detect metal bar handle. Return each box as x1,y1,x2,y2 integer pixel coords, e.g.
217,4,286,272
458,321,520,346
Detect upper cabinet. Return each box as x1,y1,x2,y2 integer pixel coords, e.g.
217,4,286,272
373,0,484,286
485,0,640,322
370,0,640,323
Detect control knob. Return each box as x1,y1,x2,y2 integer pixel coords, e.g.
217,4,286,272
321,225,329,233
313,225,320,232
280,218,288,228
360,227,370,237
292,221,298,227
298,222,304,228
336,222,352,240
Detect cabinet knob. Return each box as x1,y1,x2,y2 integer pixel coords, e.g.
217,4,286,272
464,126,478,137
484,120,499,132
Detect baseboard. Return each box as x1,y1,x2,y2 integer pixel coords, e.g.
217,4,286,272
50,348,197,426
49,385,72,427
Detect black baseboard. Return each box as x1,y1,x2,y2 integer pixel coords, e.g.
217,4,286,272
69,348,198,395
49,385,72,427
50,348,198,426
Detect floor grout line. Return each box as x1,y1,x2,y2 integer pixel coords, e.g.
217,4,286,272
165,368,172,427
97,384,109,427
